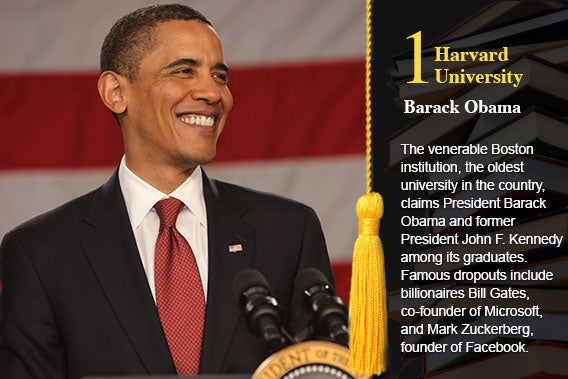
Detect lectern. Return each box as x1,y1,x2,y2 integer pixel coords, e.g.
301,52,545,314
83,376,249,379
83,341,367,379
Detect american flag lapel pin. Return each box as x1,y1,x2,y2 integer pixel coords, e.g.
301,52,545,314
228,243,243,254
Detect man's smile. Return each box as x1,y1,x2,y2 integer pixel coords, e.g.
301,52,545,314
178,114,216,127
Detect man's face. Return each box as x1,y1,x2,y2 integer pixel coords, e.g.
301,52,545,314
120,20,233,172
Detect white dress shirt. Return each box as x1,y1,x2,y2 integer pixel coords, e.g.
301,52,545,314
118,156,208,301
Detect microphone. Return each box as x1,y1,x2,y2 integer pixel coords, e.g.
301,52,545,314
295,268,349,346
233,269,287,353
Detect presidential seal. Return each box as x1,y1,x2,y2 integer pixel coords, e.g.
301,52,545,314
252,341,367,379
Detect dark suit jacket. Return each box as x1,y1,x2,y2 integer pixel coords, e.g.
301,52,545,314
0,169,333,379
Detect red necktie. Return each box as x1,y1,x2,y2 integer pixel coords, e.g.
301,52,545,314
154,198,205,375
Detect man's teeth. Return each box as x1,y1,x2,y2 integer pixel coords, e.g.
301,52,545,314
180,115,215,127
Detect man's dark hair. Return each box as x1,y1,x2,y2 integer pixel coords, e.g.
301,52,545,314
100,4,211,81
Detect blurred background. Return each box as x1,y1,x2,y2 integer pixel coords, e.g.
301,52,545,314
0,0,367,302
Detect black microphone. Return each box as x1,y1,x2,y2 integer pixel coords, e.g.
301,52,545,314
295,268,349,346
233,269,287,353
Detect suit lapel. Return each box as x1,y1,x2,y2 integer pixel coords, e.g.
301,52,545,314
199,174,255,373
81,171,175,374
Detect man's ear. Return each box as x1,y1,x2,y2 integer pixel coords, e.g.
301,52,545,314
97,71,128,114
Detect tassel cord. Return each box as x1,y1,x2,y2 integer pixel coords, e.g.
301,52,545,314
348,0,388,376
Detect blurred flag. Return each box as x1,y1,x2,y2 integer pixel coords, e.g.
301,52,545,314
0,0,365,301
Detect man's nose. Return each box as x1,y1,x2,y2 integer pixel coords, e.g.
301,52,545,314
191,75,222,104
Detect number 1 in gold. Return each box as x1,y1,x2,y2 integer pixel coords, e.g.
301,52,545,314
407,31,428,84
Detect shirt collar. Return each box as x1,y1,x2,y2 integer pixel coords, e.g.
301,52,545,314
118,156,207,231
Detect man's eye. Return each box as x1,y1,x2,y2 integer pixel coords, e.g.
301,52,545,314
176,68,193,75
213,73,228,83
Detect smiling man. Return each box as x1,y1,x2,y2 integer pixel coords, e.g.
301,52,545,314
0,4,333,378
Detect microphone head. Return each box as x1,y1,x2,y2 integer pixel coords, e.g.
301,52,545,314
295,268,331,298
295,268,349,346
233,269,287,352
233,269,272,299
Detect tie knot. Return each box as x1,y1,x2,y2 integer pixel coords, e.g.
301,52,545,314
155,198,185,228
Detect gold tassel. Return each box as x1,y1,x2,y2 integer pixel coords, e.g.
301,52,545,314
349,193,388,375
349,0,388,375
